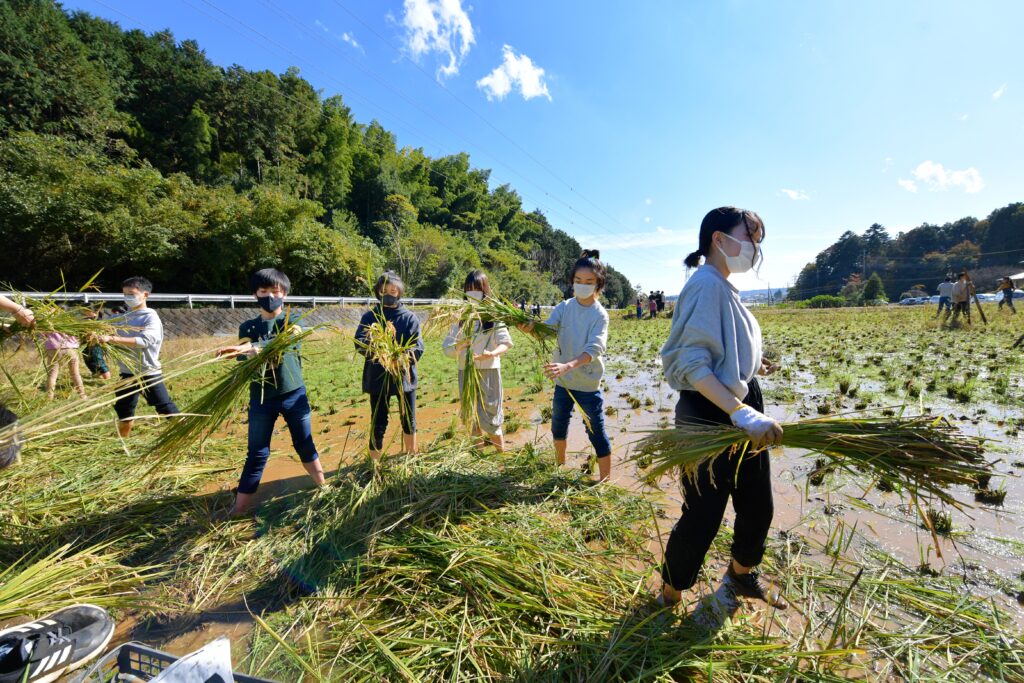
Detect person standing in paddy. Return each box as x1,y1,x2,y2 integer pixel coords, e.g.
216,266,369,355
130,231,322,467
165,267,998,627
527,250,613,481
658,206,787,610
215,268,325,517
356,271,424,461
442,270,513,451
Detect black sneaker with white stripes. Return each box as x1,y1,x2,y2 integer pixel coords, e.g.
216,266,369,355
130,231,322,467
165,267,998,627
0,604,115,683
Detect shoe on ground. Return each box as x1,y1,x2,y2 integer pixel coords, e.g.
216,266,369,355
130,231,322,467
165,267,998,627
0,604,115,683
724,564,789,610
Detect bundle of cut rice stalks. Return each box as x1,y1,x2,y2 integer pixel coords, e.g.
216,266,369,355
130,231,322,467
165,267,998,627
147,314,322,466
633,414,990,510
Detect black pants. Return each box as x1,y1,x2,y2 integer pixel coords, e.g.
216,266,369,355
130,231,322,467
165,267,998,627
368,389,416,451
114,373,180,420
661,379,773,590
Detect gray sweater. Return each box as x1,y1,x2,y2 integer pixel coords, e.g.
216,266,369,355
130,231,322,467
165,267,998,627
545,298,609,392
661,265,762,401
115,307,166,375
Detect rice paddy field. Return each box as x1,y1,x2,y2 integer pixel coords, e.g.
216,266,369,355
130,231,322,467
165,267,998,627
2,303,1023,681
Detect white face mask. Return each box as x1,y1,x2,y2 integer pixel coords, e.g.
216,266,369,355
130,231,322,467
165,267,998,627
465,290,485,301
124,294,144,309
716,233,758,274
573,283,597,300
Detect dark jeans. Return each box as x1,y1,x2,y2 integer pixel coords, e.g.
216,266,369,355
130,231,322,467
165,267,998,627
999,296,1017,313
238,386,319,494
935,296,951,315
114,373,179,420
661,379,773,591
950,301,971,323
551,385,612,458
83,345,108,374
369,389,416,451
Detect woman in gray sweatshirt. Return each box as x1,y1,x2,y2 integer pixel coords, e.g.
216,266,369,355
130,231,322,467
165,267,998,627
658,207,788,611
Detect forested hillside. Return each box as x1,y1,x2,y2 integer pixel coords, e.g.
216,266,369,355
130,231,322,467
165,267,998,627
0,0,635,304
789,203,1024,302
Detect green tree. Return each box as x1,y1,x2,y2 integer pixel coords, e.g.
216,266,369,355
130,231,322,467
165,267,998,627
862,272,887,304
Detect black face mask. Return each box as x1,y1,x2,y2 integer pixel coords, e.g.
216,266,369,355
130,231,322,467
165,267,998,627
381,294,400,308
257,295,284,313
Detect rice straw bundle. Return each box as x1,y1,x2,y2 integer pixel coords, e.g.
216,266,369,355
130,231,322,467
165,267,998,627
0,542,162,621
356,319,417,383
147,317,321,465
0,292,140,373
458,325,484,430
633,415,989,509
471,296,557,348
0,346,221,455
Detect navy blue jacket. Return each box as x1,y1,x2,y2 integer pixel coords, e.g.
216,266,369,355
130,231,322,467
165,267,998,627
355,304,424,394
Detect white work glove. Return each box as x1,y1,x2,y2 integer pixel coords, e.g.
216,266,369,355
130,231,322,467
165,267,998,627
730,405,783,450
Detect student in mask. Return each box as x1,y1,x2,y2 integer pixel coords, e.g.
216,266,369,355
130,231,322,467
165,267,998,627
658,207,787,611
442,270,514,451
215,268,325,517
355,271,424,460
525,250,612,481
97,276,180,437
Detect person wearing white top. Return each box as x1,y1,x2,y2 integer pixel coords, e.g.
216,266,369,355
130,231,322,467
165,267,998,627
442,271,513,451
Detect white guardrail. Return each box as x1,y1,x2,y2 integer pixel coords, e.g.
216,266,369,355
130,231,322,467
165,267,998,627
1,291,450,309
0,292,563,310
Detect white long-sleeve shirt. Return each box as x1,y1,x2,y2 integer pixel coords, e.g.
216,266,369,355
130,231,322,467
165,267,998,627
442,321,513,370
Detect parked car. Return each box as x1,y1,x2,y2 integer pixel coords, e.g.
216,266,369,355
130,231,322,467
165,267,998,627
929,295,940,304
978,293,999,302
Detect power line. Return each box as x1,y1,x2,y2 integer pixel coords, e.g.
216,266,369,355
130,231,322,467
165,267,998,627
194,0,664,271
93,0,658,274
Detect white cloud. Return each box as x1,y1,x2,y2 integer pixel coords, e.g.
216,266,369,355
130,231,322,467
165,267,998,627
882,156,893,173
960,113,969,121
910,160,984,193
340,31,362,51
898,178,918,193
780,188,809,200
476,45,551,101
314,19,329,32
644,198,653,205
993,84,1007,100
401,0,474,78
644,217,651,223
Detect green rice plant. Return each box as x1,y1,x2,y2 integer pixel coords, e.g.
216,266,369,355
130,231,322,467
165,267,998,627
0,542,162,621
633,414,990,509
923,508,953,535
945,377,977,403
146,313,322,466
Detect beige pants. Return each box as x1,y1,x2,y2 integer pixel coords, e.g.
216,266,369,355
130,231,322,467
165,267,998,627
46,348,86,399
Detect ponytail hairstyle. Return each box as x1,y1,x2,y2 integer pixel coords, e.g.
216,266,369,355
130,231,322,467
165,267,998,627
570,249,607,292
684,207,766,271
463,269,492,297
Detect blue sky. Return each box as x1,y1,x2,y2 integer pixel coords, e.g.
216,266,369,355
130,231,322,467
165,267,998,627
66,0,1023,295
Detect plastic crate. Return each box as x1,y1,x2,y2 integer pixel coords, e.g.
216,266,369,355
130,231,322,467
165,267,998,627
71,641,277,683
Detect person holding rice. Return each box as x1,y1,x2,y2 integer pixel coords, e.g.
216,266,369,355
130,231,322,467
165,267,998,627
356,271,424,461
43,330,87,400
215,268,325,517
442,270,514,451
525,250,612,481
658,206,787,610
